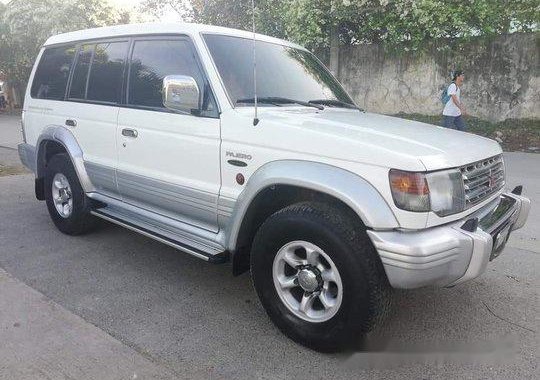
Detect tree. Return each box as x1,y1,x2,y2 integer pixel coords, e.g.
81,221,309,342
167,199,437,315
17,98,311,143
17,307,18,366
0,0,130,107
138,0,192,21
140,0,288,38
140,0,539,53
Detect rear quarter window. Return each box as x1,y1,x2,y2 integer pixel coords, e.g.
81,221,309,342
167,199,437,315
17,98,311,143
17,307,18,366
69,44,93,100
31,45,76,100
87,41,129,103
68,41,128,104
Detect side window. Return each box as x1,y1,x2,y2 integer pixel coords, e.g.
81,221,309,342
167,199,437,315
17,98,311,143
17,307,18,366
87,42,128,103
31,45,76,100
128,39,217,115
69,44,94,100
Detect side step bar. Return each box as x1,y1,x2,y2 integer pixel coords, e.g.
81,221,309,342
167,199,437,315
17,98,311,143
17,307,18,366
91,210,229,264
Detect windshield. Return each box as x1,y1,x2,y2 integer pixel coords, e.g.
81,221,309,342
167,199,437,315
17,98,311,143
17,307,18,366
203,34,354,107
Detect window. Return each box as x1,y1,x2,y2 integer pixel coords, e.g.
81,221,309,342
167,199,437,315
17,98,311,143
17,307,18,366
87,42,128,103
128,39,216,114
69,44,93,99
203,34,353,107
31,45,76,100
68,41,128,103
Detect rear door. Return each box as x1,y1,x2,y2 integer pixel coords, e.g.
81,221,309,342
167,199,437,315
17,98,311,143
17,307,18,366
26,45,77,147
116,36,221,232
30,41,129,198
65,40,129,198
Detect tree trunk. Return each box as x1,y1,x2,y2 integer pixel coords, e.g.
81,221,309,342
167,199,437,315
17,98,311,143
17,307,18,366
329,24,340,78
4,82,14,111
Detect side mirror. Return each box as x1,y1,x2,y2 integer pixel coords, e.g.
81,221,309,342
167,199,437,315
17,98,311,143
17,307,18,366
162,75,200,114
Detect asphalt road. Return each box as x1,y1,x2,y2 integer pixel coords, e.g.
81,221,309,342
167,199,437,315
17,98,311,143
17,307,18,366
0,114,538,379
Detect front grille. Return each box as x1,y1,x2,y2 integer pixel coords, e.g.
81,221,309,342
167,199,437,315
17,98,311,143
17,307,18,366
460,155,505,207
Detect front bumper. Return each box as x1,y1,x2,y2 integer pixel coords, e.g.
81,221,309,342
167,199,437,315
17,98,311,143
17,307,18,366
368,191,531,289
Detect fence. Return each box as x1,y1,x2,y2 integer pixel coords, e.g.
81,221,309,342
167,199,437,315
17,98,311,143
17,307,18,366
335,33,539,122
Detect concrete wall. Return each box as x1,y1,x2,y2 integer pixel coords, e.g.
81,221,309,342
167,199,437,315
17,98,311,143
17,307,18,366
337,33,539,121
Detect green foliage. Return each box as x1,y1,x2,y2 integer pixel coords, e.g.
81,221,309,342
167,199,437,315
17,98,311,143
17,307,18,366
140,0,289,38
282,0,540,51
140,0,539,53
0,0,130,87
139,0,191,20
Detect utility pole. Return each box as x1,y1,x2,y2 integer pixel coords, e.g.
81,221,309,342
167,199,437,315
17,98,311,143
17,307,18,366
329,24,339,77
328,1,339,78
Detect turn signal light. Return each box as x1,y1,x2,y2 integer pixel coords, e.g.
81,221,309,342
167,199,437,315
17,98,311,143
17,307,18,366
389,170,429,195
389,169,430,212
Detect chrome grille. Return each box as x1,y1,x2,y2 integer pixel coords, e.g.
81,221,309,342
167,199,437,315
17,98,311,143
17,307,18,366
460,155,505,207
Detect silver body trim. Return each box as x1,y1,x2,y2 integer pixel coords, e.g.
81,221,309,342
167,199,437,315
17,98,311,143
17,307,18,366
90,211,211,261
84,161,117,196
116,170,219,233
87,192,225,256
368,192,530,289
18,143,37,174
225,160,400,251
34,125,96,192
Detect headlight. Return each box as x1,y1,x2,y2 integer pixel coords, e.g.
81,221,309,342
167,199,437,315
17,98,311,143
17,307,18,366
389,169,465,216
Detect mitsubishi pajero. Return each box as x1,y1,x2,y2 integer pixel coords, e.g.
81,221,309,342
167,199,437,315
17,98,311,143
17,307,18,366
18,23,530,352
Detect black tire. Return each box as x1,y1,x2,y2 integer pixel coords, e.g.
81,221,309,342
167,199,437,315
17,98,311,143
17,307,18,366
250,201,391,352
44,153,98,235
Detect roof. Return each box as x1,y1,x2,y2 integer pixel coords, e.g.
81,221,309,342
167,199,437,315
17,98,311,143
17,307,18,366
44,22,306,50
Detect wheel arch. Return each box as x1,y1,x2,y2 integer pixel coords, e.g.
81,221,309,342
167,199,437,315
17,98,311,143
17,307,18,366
36,125,95,195
226,160,399,275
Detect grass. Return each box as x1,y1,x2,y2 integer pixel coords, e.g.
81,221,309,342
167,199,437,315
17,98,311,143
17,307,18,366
0,164,28,177
392,113,540,153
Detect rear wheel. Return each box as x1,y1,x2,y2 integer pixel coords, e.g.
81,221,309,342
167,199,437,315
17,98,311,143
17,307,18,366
250,201,391,352
44,153,98,235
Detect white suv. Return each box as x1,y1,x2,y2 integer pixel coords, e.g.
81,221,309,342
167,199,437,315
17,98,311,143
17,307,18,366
18,23,530,352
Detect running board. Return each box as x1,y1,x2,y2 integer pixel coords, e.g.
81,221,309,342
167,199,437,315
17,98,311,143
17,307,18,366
91,210,229,264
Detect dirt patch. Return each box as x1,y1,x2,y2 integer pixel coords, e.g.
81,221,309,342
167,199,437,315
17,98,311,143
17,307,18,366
0,164,29,177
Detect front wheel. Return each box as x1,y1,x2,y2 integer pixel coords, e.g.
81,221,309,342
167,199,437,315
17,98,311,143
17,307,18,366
250,202,391,352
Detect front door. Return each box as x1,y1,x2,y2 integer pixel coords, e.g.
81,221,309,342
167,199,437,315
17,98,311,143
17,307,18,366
116,37,221,233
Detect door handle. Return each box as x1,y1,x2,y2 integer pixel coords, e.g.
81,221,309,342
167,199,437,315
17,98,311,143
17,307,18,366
122,128,138,138
65,119,77,127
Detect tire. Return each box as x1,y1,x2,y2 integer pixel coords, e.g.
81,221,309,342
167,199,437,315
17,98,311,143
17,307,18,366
44,153,98,235
250,201,391,352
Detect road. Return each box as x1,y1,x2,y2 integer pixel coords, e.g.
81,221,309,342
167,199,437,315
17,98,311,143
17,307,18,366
0,113,538,379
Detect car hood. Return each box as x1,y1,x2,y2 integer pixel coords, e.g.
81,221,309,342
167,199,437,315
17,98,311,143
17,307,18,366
239,107,502,171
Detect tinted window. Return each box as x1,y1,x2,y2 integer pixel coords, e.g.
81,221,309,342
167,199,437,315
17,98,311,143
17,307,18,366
87,42,128,103
203,34,353,106
69,44,93,99
128,39,206,109
31,45,76,100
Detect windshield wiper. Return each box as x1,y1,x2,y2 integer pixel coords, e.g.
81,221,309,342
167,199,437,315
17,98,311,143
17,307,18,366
308,99,363,111
236,97,324,110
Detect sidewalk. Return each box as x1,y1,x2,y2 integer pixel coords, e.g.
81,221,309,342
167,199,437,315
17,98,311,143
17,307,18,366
0,114,29,176
0,268,178,380
0,114,22,150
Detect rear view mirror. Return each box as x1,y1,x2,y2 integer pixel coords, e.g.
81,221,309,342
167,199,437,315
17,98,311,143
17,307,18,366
162,75,200,114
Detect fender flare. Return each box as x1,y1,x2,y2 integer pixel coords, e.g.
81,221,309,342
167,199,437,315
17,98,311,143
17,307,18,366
225,160,399,251
36,125,95,193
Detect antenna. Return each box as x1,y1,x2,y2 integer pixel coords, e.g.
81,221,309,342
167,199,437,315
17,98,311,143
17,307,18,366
251,0,259,126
